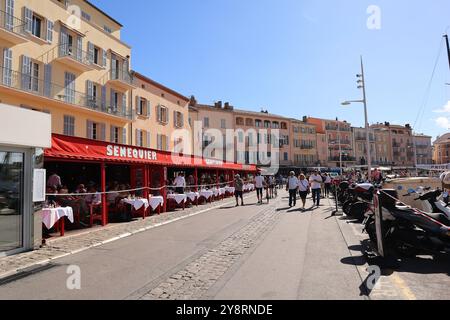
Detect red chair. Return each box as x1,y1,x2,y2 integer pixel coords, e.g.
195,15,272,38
89,203,103,227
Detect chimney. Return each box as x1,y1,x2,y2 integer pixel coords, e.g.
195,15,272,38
224,102,229,109
303,116,307,122
188,95,197,107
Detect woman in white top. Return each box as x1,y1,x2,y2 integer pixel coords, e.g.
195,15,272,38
298,174,310,210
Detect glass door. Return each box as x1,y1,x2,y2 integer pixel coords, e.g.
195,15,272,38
0,151,24,252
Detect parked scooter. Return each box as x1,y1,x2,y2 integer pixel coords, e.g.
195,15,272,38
342,183,376,221
364,189,450,257
412,188,450,220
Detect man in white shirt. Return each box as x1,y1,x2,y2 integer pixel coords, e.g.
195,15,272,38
286,171,299,207
174,172,186,194
254,172,265,204
309,170,323,207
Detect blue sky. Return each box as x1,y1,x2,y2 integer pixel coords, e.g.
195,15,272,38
92,0,450,140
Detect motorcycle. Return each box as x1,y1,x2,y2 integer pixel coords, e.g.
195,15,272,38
364,189,450,257
342,183,376,221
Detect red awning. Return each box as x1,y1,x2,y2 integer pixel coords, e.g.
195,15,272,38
45,134,256,171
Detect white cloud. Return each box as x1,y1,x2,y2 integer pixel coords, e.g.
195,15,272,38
433,101,450,113
435,117,450,129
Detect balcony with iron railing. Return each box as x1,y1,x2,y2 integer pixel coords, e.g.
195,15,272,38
41,44,96,72
109,68,135,91
0,66,133,121
328,156,356,162
0,10,27,44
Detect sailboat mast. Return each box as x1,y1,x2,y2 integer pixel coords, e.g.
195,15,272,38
445,34,450,71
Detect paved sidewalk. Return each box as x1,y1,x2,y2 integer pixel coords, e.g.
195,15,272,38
0,193,255,281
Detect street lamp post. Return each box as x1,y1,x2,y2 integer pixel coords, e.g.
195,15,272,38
342,56,372,181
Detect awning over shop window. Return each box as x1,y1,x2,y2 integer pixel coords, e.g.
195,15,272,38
45,134,256,171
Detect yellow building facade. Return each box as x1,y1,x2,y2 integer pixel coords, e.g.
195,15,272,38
0,0,190,153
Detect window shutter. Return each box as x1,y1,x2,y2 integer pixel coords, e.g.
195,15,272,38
157,106,161,123
110,126,115,143
87,41,94,64
146,100,151,117
146,131,151,148
135,96,140,114
135,129,139,146
86,120,92,139
111,54,117,79
102,49,107,68
21,55,31,90
173,111,177,128
59,27,68,57
24,7,32,33
5,0,14,31
77,37,83,62
157,135,161,150
110,88,116,112
180,113,184,127
46,20,54,43
122,93,127,116
122,127,127,145
165,136,169,152
44,64,52,97
101,85,106,111
100,123,106,141
86,80,94,104
3,48,13,86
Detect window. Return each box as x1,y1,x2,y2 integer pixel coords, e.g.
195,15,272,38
136,129,144,147
81,11,91,21
157,134,169,151
87,121,105,141
284,153,288,161
32,14,42,38
104,25,112,34
139,98,145,115
63,115,75,136
157,105,168,123
93,47,100,65
110,126,120,143
255,120,262,128
264,121,270,128
221,119,226,129
174,111,184,128
203,117,209,128
238,132,244,143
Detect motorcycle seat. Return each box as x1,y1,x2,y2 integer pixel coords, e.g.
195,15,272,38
423,212,450,226
392,205,450,226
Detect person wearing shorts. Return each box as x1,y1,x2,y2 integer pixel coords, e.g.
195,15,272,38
234,174,244,206
298,174,310,211
254,172,265,204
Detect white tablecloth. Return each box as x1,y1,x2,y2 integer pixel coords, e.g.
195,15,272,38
149,196,164,210
199,190,214,199
121,198,149,211
42,207,74,229
244,184,255,191
167,193,187,204
225,186,235,194
213,188,220,196
219,188,226,195
185,192,199,202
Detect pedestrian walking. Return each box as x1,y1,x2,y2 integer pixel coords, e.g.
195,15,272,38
298,174,310,211
234,174,244,206
255,172,265,204
323,173,332,198
309,170,323,207
286,171,299,207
